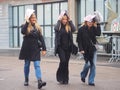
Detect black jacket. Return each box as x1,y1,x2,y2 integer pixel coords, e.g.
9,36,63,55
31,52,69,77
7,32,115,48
54,20,76,55
76,24,101,63
19,22,46,61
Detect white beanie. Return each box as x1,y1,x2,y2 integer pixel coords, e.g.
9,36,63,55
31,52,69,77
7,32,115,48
84,14,96,22
25,8,35,19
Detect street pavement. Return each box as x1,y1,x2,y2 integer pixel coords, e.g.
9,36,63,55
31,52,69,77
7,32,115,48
0,55,120,90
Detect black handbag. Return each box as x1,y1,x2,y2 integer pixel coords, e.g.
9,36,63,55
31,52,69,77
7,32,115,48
71,43,78,55
38,40,42,48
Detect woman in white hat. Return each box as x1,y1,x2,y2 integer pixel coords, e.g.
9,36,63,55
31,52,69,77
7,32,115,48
19,8,46,89
76,14,101,86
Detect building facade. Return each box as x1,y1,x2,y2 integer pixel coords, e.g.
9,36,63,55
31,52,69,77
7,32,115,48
0,0,120,51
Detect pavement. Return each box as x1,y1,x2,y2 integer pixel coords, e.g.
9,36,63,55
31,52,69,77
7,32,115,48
0,55,120,90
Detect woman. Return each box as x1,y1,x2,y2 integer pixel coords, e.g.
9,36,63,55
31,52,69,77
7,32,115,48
54,11,76,84
19,9,46,89
76,14,101,86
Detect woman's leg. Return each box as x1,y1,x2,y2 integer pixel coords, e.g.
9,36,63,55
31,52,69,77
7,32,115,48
34,61,41,80
24,60,30,86
57,48,66,83
34,60,46,89
88,51,97,85
81,61,90,83
63,50,71,84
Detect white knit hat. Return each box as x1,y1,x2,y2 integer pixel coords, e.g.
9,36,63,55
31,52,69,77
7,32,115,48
84,14,96,22
25,8,35,19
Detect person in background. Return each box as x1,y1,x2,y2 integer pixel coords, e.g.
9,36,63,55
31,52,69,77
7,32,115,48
54,10,76,84
76,14,101,86
19,8,46,89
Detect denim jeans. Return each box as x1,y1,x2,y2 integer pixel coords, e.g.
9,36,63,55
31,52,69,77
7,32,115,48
24,60,42,80
81,50,97,84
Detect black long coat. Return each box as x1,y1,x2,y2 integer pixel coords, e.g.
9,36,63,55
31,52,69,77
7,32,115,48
76,24,101,64
19,22,46,61
54,20,76,55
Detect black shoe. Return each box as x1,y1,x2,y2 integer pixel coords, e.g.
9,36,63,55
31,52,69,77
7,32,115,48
63,81,68,85
24,81,29,86
38,80,46,89
24,77,29,86
81,78,85,83
89,83,95,86
59,81,64,84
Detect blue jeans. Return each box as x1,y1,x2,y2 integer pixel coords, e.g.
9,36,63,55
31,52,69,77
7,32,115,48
24,60,42,80
81,51,97,84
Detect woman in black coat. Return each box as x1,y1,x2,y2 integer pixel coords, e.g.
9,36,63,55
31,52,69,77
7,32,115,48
19,9,46,89
54,11,76,84
76,14,101,86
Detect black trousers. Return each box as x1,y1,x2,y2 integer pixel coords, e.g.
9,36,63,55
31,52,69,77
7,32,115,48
56,47,71,82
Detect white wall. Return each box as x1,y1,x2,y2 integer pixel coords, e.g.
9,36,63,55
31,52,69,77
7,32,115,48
0,4,9,48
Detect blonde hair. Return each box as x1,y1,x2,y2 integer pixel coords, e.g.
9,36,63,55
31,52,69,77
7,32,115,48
27,23,42,34
65,22,71,32
61,15,71,32
27,13,42,35
81,21,87,26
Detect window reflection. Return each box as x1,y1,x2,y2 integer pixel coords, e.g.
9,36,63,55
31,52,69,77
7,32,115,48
19,6,24,26
13,28,18,47
45,26,52,48
45,4,51,25
86,0,94,15
52,3,59,24
61,2,68,11
13,7,18,26
37,5,43,25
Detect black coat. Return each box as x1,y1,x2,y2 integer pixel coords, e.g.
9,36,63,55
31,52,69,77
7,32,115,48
76,24,101,64
54,20,76,55
19,22,46,61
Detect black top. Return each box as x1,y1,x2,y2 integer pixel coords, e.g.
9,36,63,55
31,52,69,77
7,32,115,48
76,24,101,52
60,24,70,50
19,22,46,61
54,20,76,55
76,24,101,63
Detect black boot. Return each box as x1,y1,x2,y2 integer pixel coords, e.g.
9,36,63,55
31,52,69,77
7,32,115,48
38,79,46,89
24,77,29,86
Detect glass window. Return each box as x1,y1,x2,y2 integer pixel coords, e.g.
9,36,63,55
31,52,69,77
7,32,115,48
109,0,117,12
9,28,13,47
44,26,52,48
45,26,51,37
19,6,24,26
13,28,18,47
52,3,59,24
13,7,18,26
19,28,23,47
96,0,104,20
37,5,43,25
52,26,55,48
118,0,120,14
19,6,24,47
45,4,51,25
80,0,86,23
86,0,94,15
25,5,33,11
60,2,68,11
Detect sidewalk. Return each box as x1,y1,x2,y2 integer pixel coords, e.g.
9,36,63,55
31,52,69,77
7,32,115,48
0,55,120,90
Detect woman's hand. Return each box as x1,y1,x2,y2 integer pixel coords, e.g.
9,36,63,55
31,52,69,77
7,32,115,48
93,22,97,27
41,50,46,56
25,16,29,23
80,50,85,54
